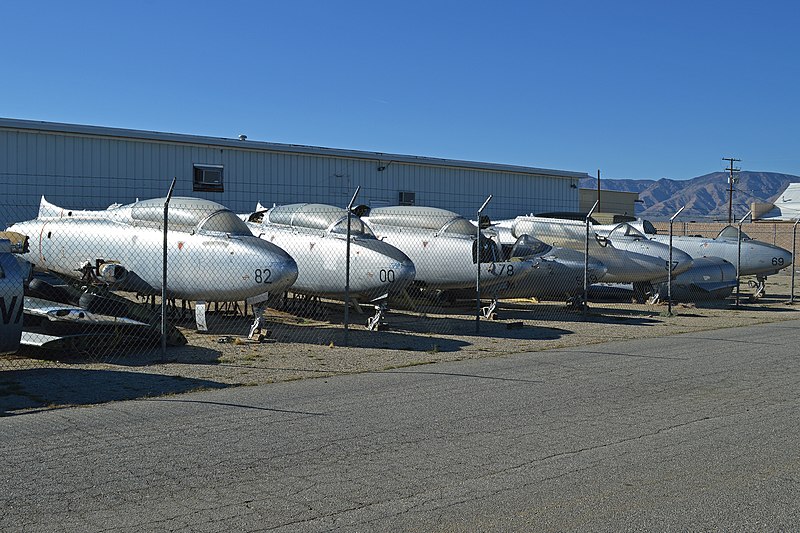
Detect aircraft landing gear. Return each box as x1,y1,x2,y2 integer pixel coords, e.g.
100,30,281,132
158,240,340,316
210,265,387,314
481,298,498,320
633,282,654,304
566,293,583,309
248,303,267,339
748,275,767,299
646,290,662,305
366,301,387,331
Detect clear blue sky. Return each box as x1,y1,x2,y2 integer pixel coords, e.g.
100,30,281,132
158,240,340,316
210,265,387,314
2,1,798,180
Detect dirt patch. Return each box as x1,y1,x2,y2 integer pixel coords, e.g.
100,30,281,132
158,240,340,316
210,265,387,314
3,272,800,414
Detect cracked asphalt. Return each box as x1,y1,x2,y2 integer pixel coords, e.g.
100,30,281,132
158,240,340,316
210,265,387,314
2,319,799,531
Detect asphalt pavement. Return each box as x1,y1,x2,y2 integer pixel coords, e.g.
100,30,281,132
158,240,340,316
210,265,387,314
2,320,799,532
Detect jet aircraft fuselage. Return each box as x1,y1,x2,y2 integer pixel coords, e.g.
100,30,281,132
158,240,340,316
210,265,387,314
8,197,299,302
243,203,415,302
360,206,546,297
621,222,793,278
510,216,694,283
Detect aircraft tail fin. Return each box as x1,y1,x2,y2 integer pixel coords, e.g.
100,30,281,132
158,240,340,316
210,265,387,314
38,196,65,219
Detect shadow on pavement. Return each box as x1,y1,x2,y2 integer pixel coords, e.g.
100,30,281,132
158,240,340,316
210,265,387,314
0,368,229,416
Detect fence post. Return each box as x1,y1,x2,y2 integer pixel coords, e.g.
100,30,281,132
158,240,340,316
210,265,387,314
343,186,361,347
791,217,799,304
668,206,685,316
583,200,599,318
735,210,752,307
476,195,492,334
162,177,177,358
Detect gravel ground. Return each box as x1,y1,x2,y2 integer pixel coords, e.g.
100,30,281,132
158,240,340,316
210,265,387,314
2,272,799,414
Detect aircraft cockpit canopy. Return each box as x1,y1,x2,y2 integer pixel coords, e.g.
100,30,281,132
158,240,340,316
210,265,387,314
607,222,646,240
198,210,253,236
365,206,476,236
130,197,252,236
717,225,752,240
261,204,374,237
328,217,375,237
441,217,479,236
641,219,658,235
510,235,553,259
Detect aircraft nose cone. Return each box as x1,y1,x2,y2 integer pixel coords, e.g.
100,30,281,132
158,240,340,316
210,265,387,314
626,241,693,278
589,257,608,281
780,248,793,269
268,255,299,293
670,248,694,276
241,240,298,301
391,258,416,294
353,239,416,297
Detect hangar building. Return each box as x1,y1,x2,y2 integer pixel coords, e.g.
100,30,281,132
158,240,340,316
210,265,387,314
0,118,588,228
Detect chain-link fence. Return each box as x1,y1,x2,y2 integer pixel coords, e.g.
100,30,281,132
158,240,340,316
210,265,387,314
2,191,799,391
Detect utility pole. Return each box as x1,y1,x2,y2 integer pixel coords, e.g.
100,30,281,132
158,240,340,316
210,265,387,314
596,169,601,210
723,157,741,224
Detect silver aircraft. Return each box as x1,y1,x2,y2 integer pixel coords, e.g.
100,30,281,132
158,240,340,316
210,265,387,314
593,257,739,302
8,196,299,329
479,222,608,301
658,257,738,301
617,220,793,298
357,206,599,316
242,203,416,330
508,215,694,298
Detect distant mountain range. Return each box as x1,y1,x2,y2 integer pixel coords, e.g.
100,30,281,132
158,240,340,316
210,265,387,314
580,171,800,220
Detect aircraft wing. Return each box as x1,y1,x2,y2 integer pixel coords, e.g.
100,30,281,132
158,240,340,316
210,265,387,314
23,296,150,327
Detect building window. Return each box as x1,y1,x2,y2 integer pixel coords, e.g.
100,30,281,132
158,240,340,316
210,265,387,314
193,164,224,192
399,191,415,206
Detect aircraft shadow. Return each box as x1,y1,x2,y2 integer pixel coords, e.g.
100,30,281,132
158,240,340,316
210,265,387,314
263,322,474,352
473,302,663,327
178,307,570,349
252,307,574,345
14,343,225,367
0,367,229,416
387,313,573,341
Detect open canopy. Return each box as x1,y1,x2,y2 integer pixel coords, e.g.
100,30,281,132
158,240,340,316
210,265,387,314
253,203,374,237
606,222,647,240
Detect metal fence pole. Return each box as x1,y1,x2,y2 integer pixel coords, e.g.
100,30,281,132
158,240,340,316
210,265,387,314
583,200,599,318
668,206,685,316
343,186,361,347
735,210,752,307
476,195,492,334
162,177,177,357
791,217,799,304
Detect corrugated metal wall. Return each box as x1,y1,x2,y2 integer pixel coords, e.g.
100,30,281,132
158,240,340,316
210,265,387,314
1,127,579,227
